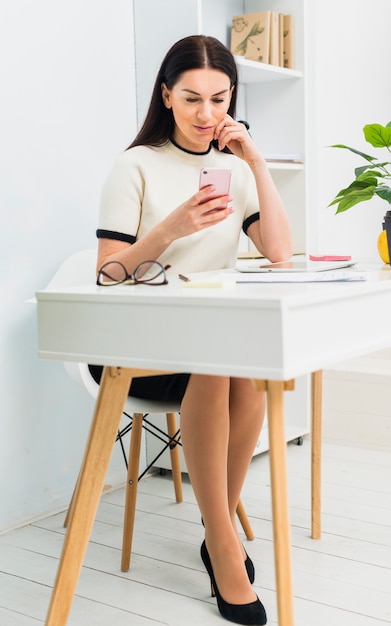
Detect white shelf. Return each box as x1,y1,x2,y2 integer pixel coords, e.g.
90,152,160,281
267,161,304,171
235,56,303,84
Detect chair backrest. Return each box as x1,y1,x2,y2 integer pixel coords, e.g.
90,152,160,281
45,249,97,289
50,250,181,414
64,360,180,414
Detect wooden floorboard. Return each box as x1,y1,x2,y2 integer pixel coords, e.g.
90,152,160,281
0,440,390,625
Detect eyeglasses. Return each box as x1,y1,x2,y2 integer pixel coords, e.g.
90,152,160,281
97,260,169,286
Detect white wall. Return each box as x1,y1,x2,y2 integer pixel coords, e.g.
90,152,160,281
307,0,391,259
0,0,136,531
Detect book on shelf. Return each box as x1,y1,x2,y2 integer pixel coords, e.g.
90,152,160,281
269,11,279,66
283,14,294,69
231,11,271,64
278,13,284,67
231,11,294,70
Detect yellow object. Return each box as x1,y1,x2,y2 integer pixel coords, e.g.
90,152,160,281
377,229,390,264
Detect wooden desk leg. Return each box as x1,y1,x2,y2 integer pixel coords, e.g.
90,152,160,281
266,380,294,626
45,366,133,626
311,370,323,539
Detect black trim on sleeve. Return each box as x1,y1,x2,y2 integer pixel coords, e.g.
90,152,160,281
242,212,260,235
96,229,136,244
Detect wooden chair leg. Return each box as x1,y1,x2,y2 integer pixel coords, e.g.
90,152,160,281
311,370,323,539
121,413,143,572
236,497,255,540
63,470,80,528
165,412,183,503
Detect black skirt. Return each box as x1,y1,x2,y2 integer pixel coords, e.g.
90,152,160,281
88,365,190,403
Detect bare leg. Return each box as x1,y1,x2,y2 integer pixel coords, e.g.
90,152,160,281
180,374,264,605
228,378,266,539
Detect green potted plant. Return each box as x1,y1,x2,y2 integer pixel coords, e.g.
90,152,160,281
328,121,391,264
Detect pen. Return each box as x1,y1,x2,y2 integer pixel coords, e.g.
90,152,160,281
178,273,191,282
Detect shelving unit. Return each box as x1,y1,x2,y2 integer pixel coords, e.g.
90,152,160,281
235,55,303,83
267,162,304,171
133,0,311,470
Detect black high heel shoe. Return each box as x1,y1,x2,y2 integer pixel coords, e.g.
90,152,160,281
243,550,255,585
200,541,267,625
201,518,255,584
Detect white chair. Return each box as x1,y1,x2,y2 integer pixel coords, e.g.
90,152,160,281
49,250,254,572
63,360,184,571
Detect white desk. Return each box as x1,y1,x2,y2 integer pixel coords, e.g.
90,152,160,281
36,267,391,626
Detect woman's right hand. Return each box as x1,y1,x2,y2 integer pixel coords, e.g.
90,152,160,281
162,186,234,241
97,187,233,275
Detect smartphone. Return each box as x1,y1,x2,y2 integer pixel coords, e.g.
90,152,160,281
199,167,231,206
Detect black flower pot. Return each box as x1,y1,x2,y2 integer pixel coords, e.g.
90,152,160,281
383,210,391,265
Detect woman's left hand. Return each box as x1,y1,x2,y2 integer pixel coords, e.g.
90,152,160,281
214,115,262,165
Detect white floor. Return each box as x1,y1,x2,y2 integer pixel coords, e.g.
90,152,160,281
1,440,390,625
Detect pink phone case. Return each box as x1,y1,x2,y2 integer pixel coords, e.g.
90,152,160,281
199,167,231,203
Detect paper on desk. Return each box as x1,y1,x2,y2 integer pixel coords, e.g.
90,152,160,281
235,269,370,283
176,269,235,288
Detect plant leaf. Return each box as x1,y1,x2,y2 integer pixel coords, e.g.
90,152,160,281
355,172,384,185
330,124,391,212
355,165,386,178
334,187,376,213
330,144,376,162
375,186,391,203
330,178,378,202
363,124,391,148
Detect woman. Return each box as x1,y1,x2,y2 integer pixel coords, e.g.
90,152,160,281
94,35,292,625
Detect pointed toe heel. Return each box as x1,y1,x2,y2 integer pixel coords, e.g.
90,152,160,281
200,541,267,625
201,518,255,584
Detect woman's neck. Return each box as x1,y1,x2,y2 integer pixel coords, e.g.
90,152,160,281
170,137,212,156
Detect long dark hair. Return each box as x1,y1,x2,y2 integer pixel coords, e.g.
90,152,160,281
128,35,238,150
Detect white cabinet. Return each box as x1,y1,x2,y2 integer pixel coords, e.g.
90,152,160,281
133,0,311,471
